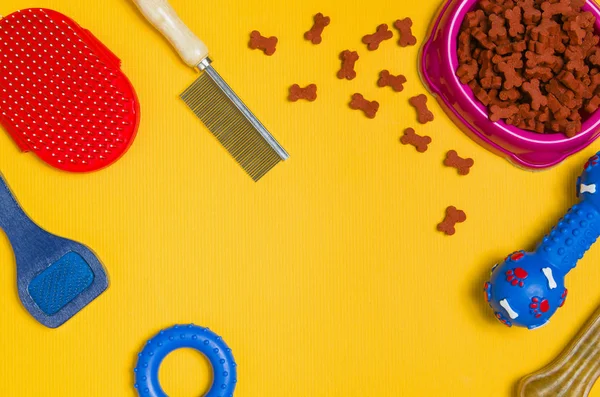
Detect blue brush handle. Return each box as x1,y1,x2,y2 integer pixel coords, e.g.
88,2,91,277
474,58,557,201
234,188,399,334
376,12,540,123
485,153,600,329
0,174,52,264
0,175,41,239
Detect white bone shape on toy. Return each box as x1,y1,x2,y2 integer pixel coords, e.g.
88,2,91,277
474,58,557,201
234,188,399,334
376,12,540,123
581,183,596,194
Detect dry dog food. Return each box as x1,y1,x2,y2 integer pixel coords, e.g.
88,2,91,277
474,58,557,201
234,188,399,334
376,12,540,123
409,94,435,124
401,128,431,152
438,206,467,236
378,70,407,92
362,24,394,51
444,150,474,175
457,0,600,137
350,93,379,118
249,31,278,55
338,50,359,80
305,13,330,44
289,84,317,102
394,18,418,47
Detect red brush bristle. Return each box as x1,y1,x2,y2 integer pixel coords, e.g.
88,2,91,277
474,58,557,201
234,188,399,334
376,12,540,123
0,8,139,172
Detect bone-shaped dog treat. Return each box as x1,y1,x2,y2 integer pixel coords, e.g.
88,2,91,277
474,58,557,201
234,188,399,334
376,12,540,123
564,15,587,45
400,128,431,153
465,9,486,29
490,104,519,122
579,10,596,28
541,0,573,19
457,59,479,84
522,79,548,110
521,0,542,25
349,93,379,118
499,88,521,101
393,18,417,47
495,42,512,56
497,61,524,90
288,84,317,102
505,6,525,38
481,75,503,90
471,28,496,50
583,31,600,55
304,13,330,44
525,48,559,69
589,48,600,66
469,81,494,106
547,79,578,108
550,118,582,137
458,31,473,63
444,150,474,175
489,14,508,41
530,18,561,42
518,304,600,397
547,94,572,120
565,46,587,73
478,50,494,78
409,94,434,124
484,153,600,329
249,30,278,55
437,206,467,236
492,52,522,66
589,73,600,93
337,50,359,80
378,70,407,92
362,24,393,51
586,95,600,113
480,0,504,15
558,70,592,99
525,66,553,82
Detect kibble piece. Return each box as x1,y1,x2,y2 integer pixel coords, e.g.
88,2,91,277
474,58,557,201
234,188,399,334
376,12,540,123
304,13,330,44
409,94,435,124
394,18,417,47
249,31,278,55
400,128,431,152
337,50,359,80
349,93,379,118
362,24,393,51
438,206,467,236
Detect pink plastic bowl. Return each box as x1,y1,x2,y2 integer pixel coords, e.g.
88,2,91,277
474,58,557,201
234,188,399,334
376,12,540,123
420,0,600,170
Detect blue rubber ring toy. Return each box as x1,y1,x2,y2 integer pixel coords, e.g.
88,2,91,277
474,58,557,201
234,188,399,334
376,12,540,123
134,324,237,397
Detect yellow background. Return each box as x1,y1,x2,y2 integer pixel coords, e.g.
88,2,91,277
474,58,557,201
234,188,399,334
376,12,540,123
3,0,600,396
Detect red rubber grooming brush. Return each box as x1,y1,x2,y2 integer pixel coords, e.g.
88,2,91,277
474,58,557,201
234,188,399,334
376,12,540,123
0,9,140,172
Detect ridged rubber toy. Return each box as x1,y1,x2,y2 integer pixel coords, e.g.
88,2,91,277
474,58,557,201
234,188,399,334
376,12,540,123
134,324,237,397
485,152,600,329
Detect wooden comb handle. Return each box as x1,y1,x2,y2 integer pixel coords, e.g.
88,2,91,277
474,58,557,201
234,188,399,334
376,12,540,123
131,0,209,67
518,305,600,397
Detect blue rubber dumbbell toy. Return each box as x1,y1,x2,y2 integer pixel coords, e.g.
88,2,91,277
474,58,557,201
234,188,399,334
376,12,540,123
485,153,600,329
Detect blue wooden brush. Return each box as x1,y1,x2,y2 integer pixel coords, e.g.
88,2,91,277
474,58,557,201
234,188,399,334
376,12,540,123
0,173,108,328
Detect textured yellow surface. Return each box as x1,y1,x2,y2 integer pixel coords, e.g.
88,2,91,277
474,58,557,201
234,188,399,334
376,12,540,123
3,0,600,396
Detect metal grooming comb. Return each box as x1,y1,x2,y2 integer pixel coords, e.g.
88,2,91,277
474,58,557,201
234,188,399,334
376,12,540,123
131,0,289,181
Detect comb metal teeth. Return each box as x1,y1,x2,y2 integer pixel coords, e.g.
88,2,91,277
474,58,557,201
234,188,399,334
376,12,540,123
180,61,288,182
